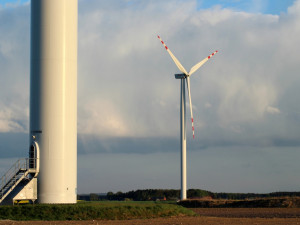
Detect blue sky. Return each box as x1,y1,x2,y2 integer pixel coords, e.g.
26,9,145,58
198,0,296,14
0,0,28,7
0,0,296,15
1,0,300,194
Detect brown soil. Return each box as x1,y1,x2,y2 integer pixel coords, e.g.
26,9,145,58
193,208,300,218
179,197,300,208
1,208,300,225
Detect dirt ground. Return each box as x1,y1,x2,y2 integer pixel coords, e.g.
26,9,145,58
1,208,300,225
193,208,300,218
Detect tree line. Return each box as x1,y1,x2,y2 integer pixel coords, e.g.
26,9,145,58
78,189,300,201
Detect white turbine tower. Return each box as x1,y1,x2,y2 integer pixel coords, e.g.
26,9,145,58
158,35,218,200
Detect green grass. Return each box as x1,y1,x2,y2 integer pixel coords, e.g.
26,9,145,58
0,201,195,221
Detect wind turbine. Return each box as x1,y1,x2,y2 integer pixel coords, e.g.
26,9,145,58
157,35,218,200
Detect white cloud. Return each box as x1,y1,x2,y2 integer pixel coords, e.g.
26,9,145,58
0,105,28,132
287,0,300,15
266,106,281,114
205,102,212,108
218,78,277,124
1,0,300,145
78,99,131,137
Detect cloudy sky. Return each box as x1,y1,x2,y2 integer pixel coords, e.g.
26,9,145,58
0,0,300,194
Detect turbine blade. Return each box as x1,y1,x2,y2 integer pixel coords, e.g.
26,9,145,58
158,35,188,75
186,76,195,139
189,50,218,76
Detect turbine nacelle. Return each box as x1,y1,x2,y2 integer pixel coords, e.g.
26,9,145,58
175,73,187,79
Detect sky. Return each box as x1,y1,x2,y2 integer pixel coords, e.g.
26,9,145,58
0,0,300,194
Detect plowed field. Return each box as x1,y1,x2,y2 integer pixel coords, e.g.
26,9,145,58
1,208,300,225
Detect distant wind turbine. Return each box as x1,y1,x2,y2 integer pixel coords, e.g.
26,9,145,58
158,35,218,200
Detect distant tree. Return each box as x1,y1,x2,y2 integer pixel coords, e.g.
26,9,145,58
187,189,212,198
90,193,98,201
102,189,300,201
107,191,114,200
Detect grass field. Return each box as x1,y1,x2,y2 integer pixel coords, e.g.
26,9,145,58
0,201,195,221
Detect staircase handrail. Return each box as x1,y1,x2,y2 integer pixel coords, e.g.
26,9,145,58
0,158,29,197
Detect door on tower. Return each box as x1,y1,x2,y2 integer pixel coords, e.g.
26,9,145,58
29,140,40,176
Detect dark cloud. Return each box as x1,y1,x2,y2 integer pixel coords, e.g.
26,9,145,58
0,133,28,158
78,134,179,154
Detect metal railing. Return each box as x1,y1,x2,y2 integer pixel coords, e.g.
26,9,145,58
0,158,36,199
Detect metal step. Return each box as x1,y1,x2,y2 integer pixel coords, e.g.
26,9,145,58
0,158,37,204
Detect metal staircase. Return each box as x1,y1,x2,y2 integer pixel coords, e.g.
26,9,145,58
0,158,37,204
